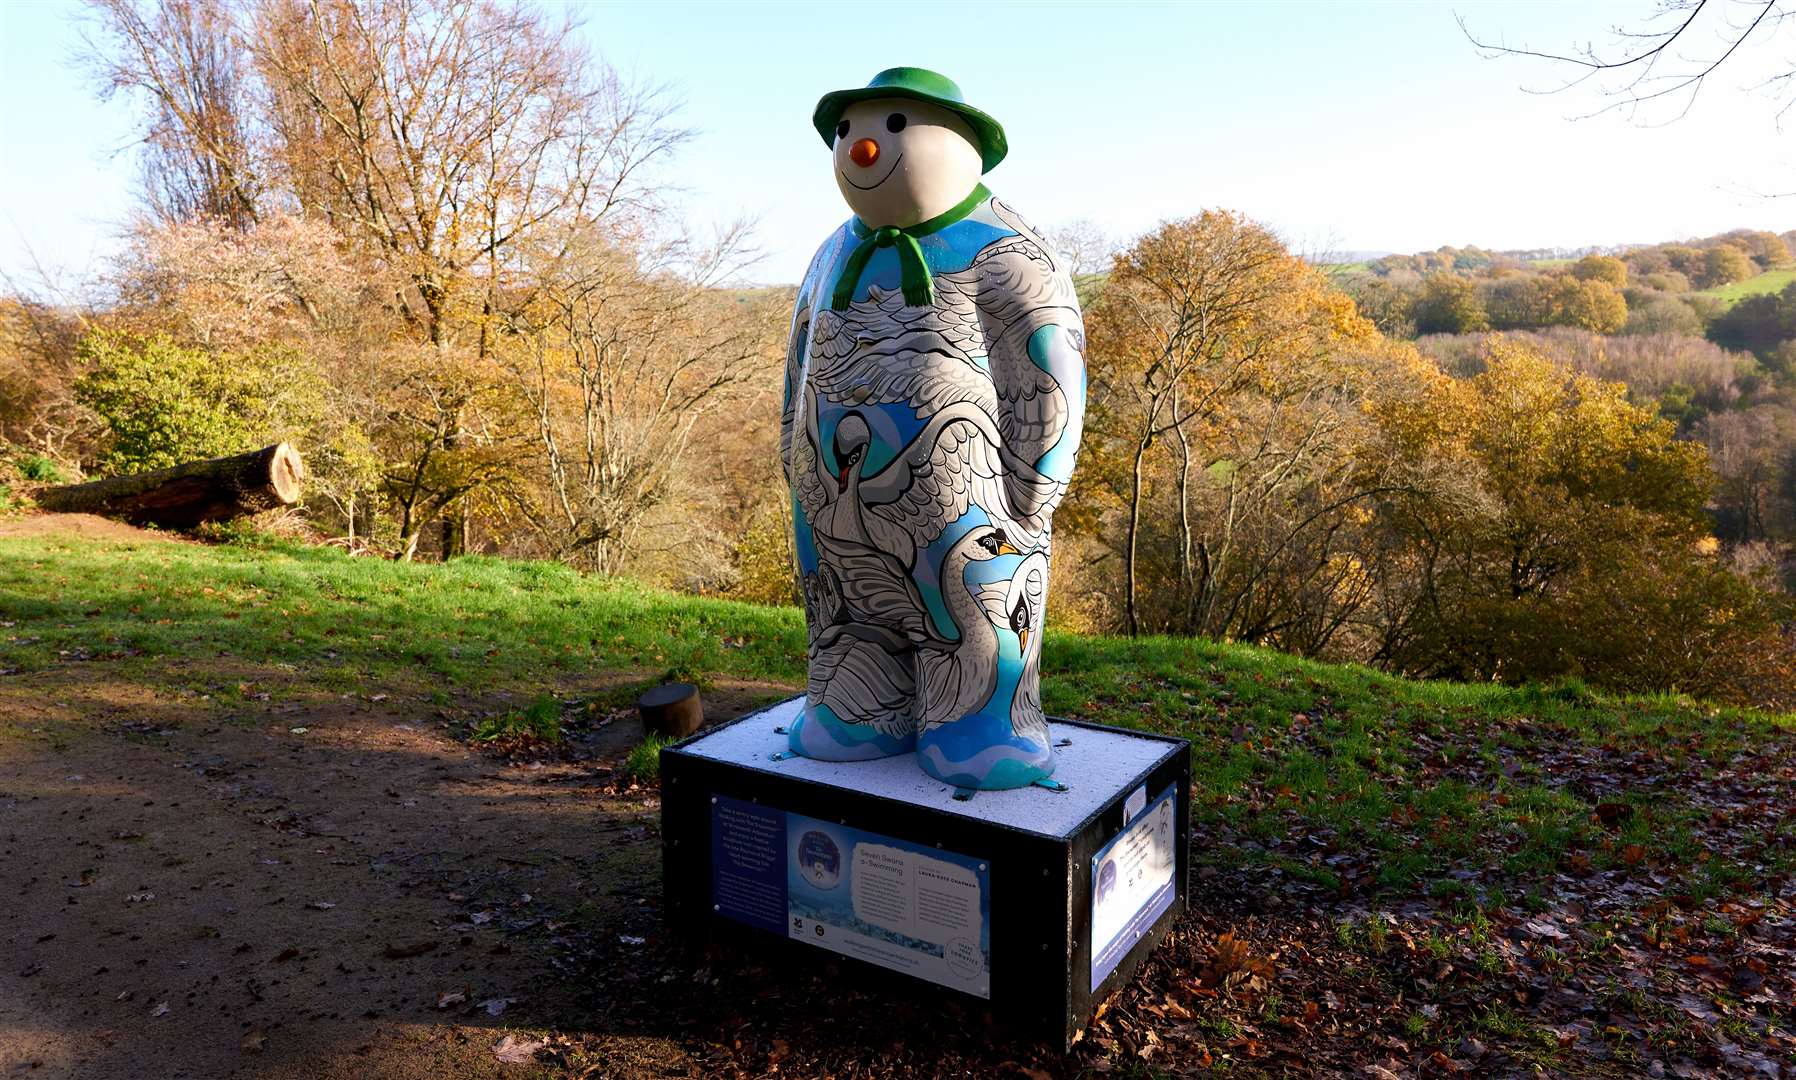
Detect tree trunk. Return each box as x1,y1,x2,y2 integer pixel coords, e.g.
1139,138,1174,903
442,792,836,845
439,407,466,559
354,499,376,544
36,443,304,529
638,682,703,739
1173,403,1194,633
1125,438,1148,637
440,509,465,560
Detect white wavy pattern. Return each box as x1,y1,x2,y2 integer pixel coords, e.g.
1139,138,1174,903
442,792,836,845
917,738,1052,787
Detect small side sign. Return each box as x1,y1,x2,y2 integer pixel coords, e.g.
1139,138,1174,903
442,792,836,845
710,796,787,934
1090,785,1177,991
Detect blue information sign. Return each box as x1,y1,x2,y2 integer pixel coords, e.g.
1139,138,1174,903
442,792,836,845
710,794,992,997
710,795,787,934
1090,784,1177,990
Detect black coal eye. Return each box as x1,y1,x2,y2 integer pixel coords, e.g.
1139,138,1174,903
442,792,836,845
886,112,907,133
835,119,849,139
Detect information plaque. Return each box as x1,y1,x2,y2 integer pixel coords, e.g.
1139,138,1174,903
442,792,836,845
1089,784,1177,989
711,795,991,997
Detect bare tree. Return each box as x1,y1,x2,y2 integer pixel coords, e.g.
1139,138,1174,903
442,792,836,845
1704,404,1796,542
78,0,770,568
1086,213,1298,635
1045,218,1119,278
1461,1,1795,131
83,0,264,229
1082,213,1427,645
0,294,97,463
246,0,687,557
502,224,779,575
252,0,682,345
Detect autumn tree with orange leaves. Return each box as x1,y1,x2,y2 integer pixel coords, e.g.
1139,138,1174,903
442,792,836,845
1080,211,1430,647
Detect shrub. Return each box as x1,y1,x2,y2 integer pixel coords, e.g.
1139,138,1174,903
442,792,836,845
1482,276,1552,330
728,493,798,606
1571,255,1627,289
1699,245,1755,290
17,455,64,483
1643,271,1691,294
1565,541,1796,709
1365,338,1796,704
1413,274,1489,335
1551,276,1628,334
1624,248,1671,277
73,331,324,475
1344,276,1418,338
1661,245,1704,276
1708,281,1796,360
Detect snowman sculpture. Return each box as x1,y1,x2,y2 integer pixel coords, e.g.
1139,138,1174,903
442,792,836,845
780,68,1086,791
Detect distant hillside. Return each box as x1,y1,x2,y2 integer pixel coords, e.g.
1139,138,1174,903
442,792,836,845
1357,228,1794,283
1697,265,1796,309
1335,227,1795,343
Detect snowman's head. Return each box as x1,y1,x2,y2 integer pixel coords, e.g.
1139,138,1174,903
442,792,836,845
830,97,984,228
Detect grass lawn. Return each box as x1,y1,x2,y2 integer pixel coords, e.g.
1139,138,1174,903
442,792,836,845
3,526,1793,1077
1696,265,1796,308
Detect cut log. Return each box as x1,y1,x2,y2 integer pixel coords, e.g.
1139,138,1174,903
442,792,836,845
35,443,305,530
639,682,703,739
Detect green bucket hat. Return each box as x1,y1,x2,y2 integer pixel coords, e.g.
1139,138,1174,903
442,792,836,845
812,67,1008,174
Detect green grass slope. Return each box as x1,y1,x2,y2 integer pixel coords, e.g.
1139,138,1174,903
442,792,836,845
1696,265,1796,308
3,530,1789,898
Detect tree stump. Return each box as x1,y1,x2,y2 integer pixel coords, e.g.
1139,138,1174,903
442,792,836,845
35,443,305,530
639,683,703,739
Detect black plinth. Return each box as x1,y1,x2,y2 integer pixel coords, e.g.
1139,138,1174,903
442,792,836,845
659,696,1191,1050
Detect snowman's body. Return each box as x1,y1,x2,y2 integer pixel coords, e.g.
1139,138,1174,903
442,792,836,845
781,75,1085,791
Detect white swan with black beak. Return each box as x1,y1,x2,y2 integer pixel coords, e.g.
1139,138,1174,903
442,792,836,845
804,521,1023,742
916,525,1025,730
976,549,1051,745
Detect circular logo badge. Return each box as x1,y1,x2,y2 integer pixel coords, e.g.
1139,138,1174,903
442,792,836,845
796,829,842,890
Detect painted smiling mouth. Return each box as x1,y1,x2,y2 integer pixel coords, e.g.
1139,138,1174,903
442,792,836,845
842,152,904,190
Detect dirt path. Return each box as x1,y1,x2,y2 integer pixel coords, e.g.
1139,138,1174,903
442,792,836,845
0,513,185,543
1,666,778,1079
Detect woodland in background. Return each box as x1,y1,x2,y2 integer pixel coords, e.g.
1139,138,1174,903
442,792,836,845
1,0,1791,709
4,0,788,576
1337,233,1796,569
1057,214,1793,709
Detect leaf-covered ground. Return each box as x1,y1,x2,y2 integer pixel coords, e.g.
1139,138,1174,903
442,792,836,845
2,519,1792,1077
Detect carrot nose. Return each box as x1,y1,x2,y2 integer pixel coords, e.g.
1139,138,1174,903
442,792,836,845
849,138,879,168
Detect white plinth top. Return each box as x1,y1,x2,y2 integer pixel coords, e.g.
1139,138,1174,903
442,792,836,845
676,696,1178,839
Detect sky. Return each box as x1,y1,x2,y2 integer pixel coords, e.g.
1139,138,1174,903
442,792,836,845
1,0,1791,289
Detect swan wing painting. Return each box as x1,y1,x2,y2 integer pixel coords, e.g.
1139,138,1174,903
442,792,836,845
858,404,1059,556
806,293,994,417
805,620,918,744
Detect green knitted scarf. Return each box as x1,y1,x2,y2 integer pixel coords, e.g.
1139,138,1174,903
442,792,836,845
830,184,990,311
